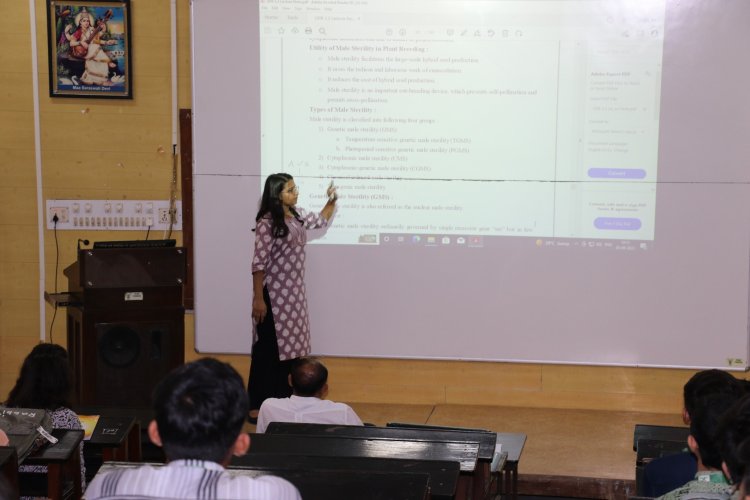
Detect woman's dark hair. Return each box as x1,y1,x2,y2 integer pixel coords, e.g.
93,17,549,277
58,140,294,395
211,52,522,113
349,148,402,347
5,343,73,410
255,173,301,238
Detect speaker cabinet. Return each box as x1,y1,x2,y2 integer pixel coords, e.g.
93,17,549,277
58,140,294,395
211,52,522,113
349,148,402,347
67,308,184,408
64,246,186,409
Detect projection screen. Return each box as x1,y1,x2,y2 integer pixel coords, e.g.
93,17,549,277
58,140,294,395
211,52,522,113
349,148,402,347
191,0,750,369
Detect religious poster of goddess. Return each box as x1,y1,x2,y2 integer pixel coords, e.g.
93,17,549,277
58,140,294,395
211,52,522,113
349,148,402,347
46,0,132,98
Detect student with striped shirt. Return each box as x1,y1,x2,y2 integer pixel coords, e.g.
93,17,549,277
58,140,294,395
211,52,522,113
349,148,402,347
84,358,300,500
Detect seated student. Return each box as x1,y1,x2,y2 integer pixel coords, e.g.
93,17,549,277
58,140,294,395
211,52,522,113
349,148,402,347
735,438,750,500
656,393,740,500
643,369,743,496
4,343,85,491
256,357,363,433
717,394,750,489
85,358,300,500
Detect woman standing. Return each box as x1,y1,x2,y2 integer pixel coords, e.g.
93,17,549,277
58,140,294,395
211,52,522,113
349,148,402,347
248,174,337,421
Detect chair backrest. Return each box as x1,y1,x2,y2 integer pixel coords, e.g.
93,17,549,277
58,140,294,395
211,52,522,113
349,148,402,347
0,447,20,499
632,424,688,451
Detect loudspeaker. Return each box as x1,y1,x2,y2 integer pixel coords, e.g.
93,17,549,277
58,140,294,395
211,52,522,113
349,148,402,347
67,308,184,408
64,246,186,409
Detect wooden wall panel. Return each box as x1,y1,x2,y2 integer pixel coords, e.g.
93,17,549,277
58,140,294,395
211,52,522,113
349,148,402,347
0,187,38,225
0,150,35,185
0,73,34,111
0,332,40,399
543,364,691,395
0,111,35,149
0,34,32,70
0,262,38,299
0,225,38,263
42,152,173,190
41,113,171,151
0,300,38,339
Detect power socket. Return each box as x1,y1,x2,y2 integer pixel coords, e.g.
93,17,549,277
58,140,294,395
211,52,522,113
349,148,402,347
49,207,69,223
45,199,182,230
158,208,171,224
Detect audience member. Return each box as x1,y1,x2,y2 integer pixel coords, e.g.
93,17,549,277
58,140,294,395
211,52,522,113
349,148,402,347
4,343,85,491
84,358,301,500
643,369,743,496
735,437,750,499
656,393,739,500
717,394,750,487
256,357,363,433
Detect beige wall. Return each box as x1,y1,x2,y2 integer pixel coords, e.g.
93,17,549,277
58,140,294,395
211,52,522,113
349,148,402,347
1,0,742,414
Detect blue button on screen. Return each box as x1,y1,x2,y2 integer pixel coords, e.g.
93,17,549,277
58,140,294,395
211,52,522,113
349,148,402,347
588,168,646,179
594,217,642,230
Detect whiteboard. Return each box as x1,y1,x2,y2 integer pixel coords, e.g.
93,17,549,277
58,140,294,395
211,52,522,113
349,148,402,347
191,0,750,369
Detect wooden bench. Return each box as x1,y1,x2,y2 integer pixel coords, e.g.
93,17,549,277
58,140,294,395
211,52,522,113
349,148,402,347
494,431,526,500
22,429,84,500
386,422,526,500
633,424,689,496
266,421,494,498
250,431,478,472
248,432,479,499
232,452,460,499
632,424,689,453
87,415,142,463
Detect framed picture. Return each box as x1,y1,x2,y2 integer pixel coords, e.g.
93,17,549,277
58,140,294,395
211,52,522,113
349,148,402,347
46,0,132,98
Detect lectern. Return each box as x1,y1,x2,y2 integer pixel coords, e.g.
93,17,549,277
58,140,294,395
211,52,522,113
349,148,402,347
64,246,187,408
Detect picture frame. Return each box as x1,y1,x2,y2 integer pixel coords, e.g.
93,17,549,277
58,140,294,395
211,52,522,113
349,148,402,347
46,0,132,99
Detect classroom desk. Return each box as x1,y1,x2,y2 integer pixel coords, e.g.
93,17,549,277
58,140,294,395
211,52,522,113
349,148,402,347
23,429,84,500
632,424,688,452
87,415,141,462
231,452,460,499
0,447,19,498
248,432,479,472
383,423,497,462
384,422,527,500
267,422,491,499
385,421,501,499
632,423,689,496
95,461,431,500
496,432,527,500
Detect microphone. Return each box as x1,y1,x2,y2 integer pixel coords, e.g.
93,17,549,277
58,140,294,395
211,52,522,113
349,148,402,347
77,239,90,251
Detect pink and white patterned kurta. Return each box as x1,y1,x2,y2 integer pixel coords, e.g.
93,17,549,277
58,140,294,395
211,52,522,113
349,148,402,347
251,208,328,360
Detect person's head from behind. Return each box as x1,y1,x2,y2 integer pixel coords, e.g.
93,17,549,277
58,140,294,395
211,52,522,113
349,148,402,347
683,369,741,424
6,343,72,410
290,357,328,398
688,392,742,470
148,358,250,465
718,394,750,484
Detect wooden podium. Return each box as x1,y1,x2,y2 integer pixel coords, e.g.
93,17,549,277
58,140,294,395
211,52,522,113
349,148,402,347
64,246,187,408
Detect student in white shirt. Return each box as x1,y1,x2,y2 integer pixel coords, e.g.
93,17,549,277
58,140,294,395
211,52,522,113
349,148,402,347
85,358,300,500
256,357,363,433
